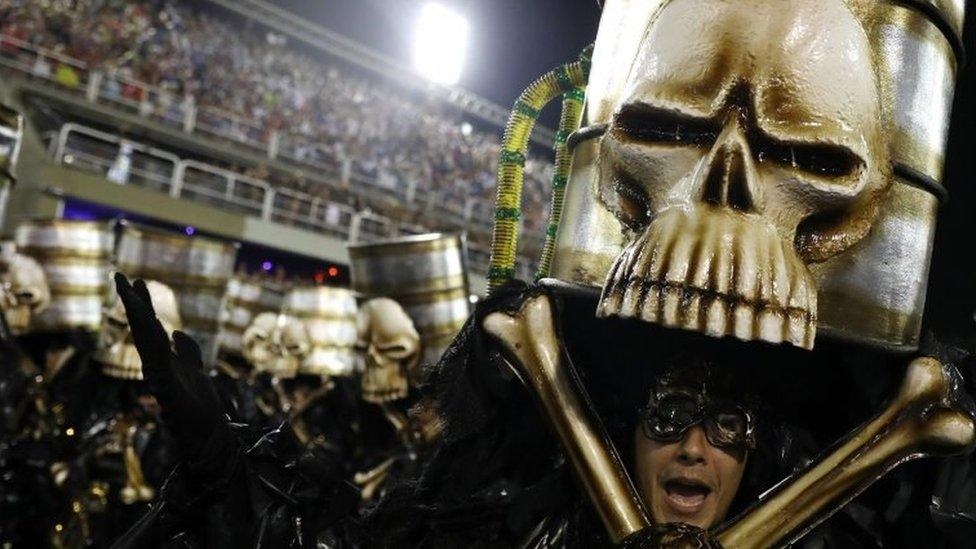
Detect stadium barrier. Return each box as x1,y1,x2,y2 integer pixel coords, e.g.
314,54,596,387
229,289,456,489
47,123,524,275
2,35,544,276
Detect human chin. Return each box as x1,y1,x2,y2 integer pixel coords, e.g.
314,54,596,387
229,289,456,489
651,472,718,528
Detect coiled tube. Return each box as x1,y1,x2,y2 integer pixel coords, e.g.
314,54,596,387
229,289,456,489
535,86,585,280
487,46,592,293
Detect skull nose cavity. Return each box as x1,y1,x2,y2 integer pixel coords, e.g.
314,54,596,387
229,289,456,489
701,141,756,213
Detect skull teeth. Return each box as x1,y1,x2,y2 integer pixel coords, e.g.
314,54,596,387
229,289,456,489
599,279,815,348
597,207,817,349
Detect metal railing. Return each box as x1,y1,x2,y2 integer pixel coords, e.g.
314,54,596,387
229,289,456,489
49,123,546,276
1,30,547,275
53,123,180,193
0,34,531,238
50,124,510,256
175,160,270,218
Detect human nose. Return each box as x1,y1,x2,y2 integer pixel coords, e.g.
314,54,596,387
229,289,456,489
676,425,708,465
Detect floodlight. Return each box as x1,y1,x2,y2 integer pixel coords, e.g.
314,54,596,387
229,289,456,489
413,3,469,85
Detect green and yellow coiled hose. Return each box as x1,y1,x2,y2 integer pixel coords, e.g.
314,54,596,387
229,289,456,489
536,85,586,281
487,46,592,293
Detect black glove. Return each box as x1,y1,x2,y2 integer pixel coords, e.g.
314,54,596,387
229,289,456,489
114,273,232,469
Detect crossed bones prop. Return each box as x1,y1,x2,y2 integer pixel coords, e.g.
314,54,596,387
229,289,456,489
484,294,975,547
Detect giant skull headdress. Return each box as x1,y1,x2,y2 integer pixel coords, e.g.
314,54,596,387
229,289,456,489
0,250,51,334
594,0,890,349
242,312,310,379
356,298,421,404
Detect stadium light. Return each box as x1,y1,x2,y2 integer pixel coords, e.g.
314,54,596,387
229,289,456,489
413,3,469,85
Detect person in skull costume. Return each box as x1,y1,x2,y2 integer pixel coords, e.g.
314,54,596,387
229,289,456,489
108,277,712,547
353,298,444,502
111,0,976,546
0,250,62,547
104,275,910,548
23,281,183,547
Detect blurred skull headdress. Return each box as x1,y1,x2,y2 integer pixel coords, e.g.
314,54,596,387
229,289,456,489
356,298,421,404
0,249,51,334
243,312,310,379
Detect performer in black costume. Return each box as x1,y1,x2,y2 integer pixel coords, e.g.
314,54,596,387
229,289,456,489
105,274,972,548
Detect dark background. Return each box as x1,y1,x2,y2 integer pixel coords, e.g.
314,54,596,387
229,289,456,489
266,0,602,110
926,6,976,349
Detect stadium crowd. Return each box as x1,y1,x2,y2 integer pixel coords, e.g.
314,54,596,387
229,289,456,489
0,0,554,240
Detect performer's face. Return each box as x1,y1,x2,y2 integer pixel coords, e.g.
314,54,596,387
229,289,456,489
633,422,747,528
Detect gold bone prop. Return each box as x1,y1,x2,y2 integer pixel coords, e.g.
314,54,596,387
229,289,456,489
285,382,334,446
483,294,650,543
117,418,155,505
716,356,975,548
484,295,976,546
349,403,407,503
354,457,396,502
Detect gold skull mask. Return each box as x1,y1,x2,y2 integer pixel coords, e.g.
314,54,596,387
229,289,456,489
243,312,310,379
243,312,280,370
596,0,890,349
0,251,51,334
357,298,421,404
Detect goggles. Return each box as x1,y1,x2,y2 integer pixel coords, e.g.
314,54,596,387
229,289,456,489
639,385,756,451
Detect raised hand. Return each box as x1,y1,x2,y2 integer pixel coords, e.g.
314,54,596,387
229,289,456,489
114,273,229,463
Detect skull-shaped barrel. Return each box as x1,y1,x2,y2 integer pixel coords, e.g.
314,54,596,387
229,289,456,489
14,219,114,332
545,0,965,351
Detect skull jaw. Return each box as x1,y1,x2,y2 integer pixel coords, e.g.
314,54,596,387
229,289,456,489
268,356,300,380
597,205,817,349
97,342,145,380
361,356,409,404
244,347,276,370
3,305,31,334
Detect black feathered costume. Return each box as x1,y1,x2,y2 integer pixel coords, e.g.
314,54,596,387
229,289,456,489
106,275,976,548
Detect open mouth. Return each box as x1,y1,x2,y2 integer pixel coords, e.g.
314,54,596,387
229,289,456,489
663,478,712,514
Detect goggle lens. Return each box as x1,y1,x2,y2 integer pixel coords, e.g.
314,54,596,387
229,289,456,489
641,394,754,450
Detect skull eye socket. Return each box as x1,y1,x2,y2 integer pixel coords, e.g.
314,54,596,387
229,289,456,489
107,317,128,330
614,104,718,147
613,174,651,231
754,137,862,179
378,344,413,359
